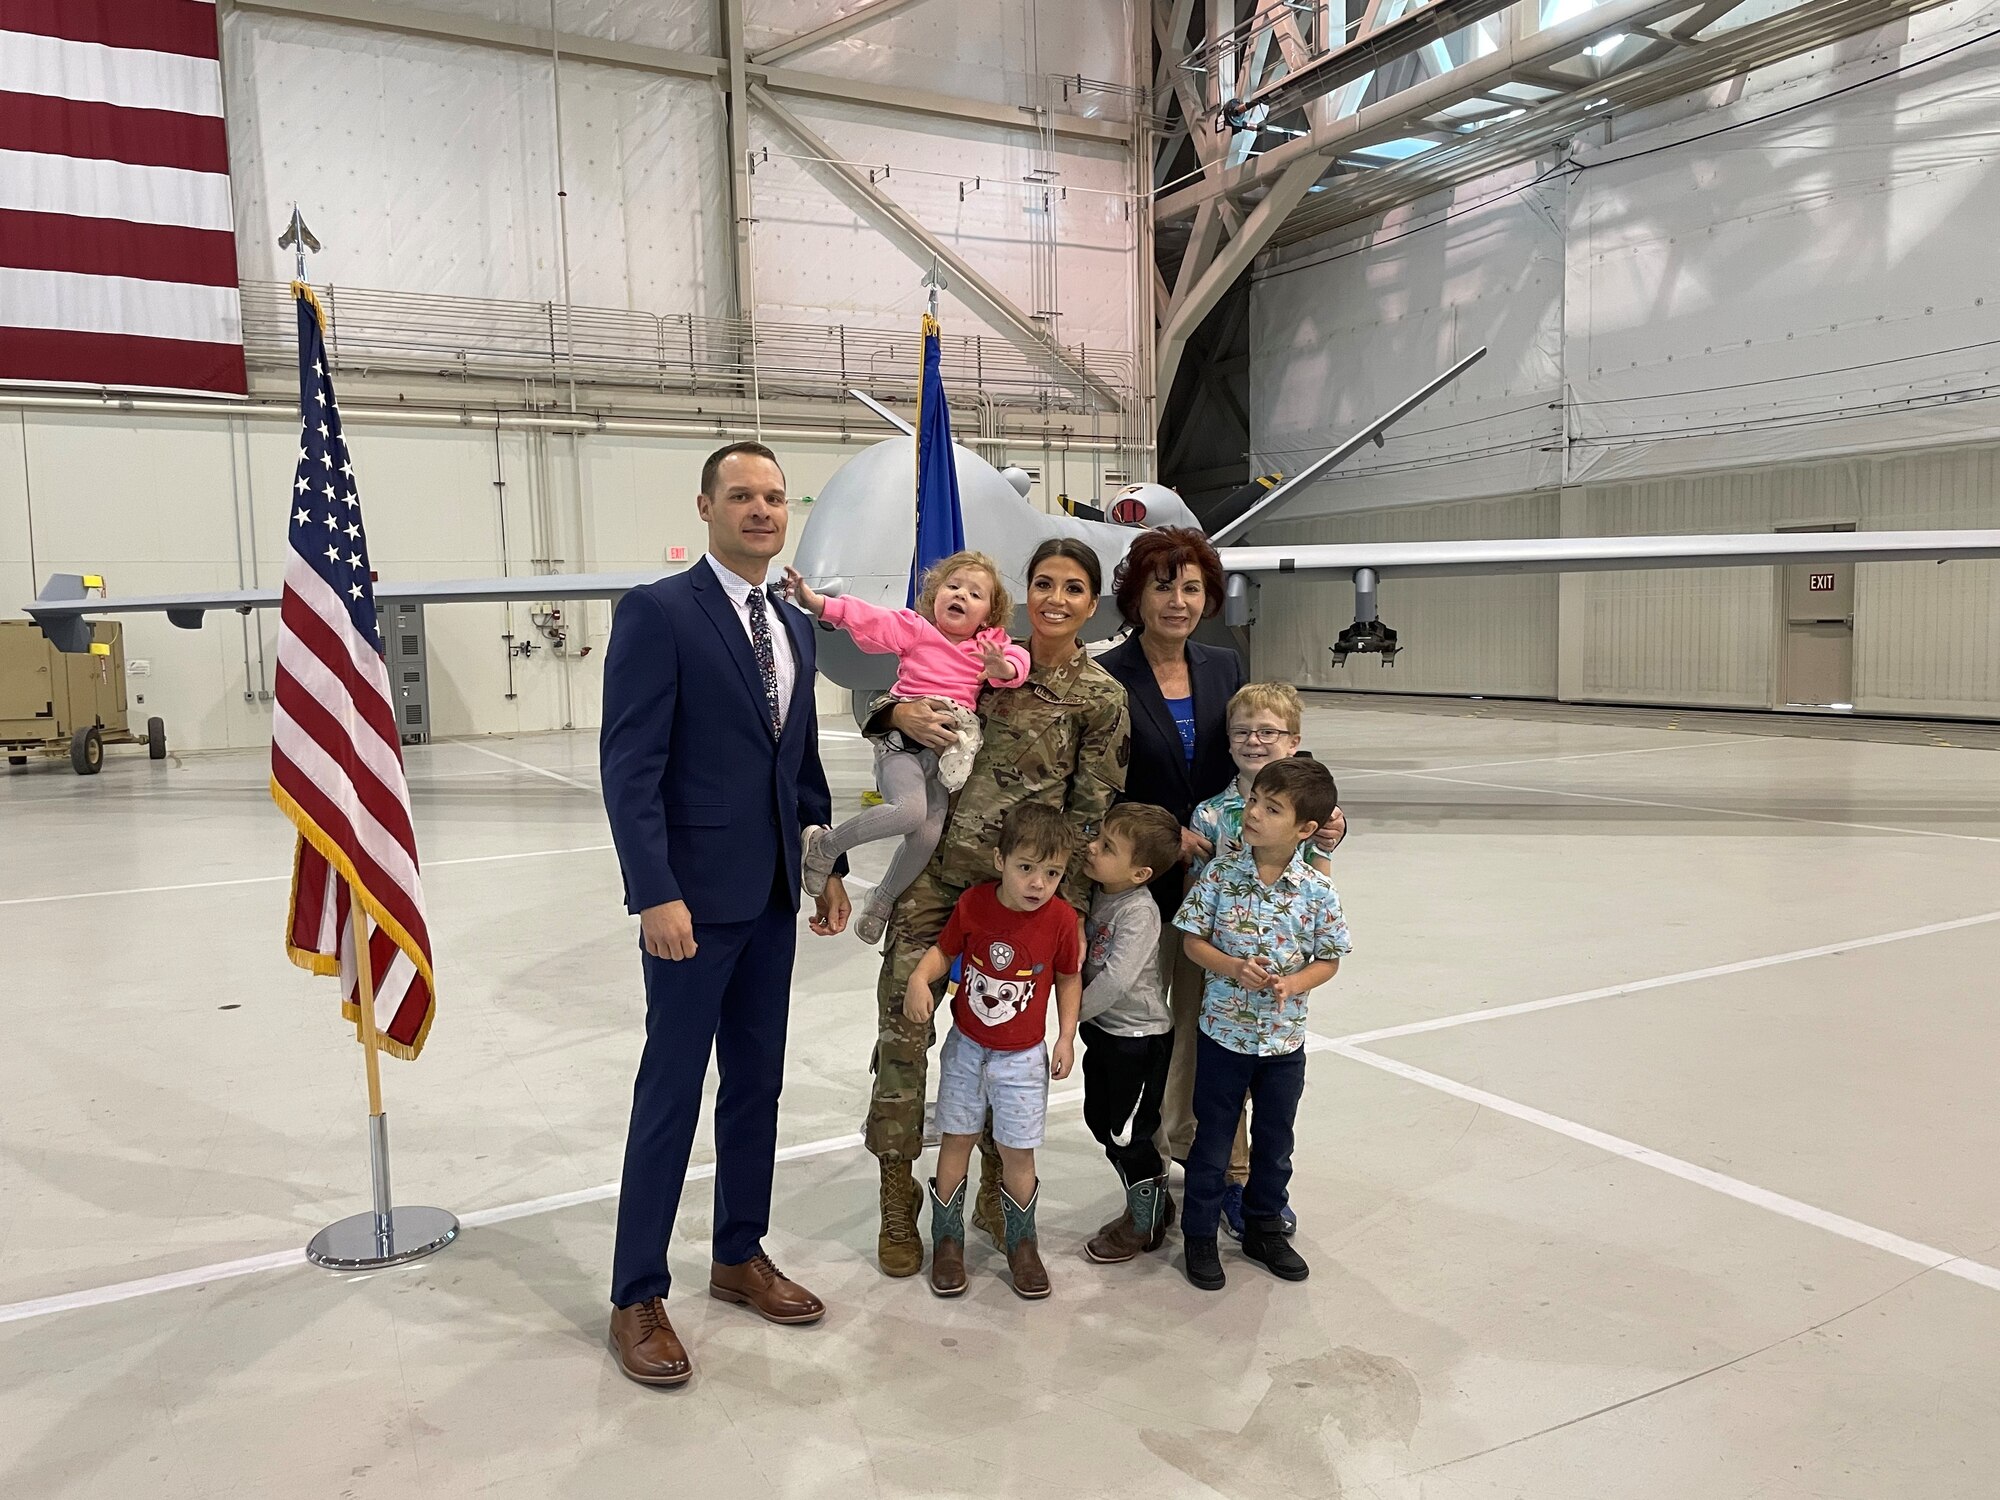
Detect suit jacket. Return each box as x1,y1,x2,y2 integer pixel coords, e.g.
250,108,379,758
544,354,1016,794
1098,633,1244,917
599,561,839,926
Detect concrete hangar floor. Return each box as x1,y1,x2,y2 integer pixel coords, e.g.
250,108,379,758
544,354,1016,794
3,695,1997,1500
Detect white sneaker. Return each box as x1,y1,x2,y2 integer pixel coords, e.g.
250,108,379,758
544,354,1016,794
800,824,835,897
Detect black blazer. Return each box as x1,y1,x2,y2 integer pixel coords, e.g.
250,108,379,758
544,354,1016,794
1098,633,1245,915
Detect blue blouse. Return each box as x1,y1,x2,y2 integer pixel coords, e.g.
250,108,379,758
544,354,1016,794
1165,694,1196,765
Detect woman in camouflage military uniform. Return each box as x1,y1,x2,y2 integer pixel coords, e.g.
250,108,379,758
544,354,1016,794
863,538,1130,1277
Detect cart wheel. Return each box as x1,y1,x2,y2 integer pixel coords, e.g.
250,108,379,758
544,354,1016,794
71,725,104,776
147,717,167,760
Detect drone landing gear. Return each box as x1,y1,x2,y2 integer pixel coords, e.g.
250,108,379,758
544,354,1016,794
1331,618,1398,667
1330,565,1398,667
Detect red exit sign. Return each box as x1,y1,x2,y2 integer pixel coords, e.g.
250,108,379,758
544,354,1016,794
1808,573,1836,591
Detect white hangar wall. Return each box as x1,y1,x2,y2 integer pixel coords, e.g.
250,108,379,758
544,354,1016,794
1,1,1141,753
1246,2,2000,719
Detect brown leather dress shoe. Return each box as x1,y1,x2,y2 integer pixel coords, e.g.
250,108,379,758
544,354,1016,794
609,1298,693,1387
709,1251,826,1325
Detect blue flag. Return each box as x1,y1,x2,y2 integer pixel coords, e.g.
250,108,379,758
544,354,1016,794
908,314,967,606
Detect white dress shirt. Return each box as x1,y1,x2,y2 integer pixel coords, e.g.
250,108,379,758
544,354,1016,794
703,553,797,733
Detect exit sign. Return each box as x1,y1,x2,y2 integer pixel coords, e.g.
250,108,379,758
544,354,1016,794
669,546,688,562
1808,573,1835,591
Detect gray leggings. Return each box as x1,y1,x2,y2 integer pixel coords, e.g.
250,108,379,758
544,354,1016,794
819,740,950,911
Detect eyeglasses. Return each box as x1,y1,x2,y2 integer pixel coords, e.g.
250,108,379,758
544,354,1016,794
1228,727,1291,744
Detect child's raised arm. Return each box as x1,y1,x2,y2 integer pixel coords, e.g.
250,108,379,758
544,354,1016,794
819,592,929,658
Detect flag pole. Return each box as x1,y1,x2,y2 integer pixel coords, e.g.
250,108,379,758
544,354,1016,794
304,881,459,1269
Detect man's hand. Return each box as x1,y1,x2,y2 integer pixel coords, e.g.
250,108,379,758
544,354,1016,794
780,566,826,618
977,637,1017,683
903,980,936,1025
888,698,958,753
811,873,851,937
1313,807,1348,854
1180,825,1214,865
640,900,697,962
1050,1035,1075,1081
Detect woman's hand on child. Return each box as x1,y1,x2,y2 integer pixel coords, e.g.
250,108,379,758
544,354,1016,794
888,698,960,752
902,983,935,1025
1313,807,1347,853
1180,826,1214,864
781,566,826,618
1050,1037,1074,1081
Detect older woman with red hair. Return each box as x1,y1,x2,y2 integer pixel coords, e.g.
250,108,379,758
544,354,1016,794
1098,525,1343,1239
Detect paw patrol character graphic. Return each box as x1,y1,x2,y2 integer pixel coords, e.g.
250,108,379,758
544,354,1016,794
962,939,1040,1027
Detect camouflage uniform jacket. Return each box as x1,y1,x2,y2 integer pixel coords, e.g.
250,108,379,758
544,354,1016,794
867,642,1130,914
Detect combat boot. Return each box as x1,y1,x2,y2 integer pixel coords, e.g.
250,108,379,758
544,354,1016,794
1086,1172,1174,1264
1001,1182,1050,1299
927,1177,967,1297
877,1158,923,1278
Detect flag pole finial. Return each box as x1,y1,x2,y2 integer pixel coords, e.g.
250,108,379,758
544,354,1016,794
278,205,322,282
921,259,947,323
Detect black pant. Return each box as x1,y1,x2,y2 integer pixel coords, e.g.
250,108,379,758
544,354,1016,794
610,885,797,1307
1080,1023,1173,1183
1183,1031,1306,1238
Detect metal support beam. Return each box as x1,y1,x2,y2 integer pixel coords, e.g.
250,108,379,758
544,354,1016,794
720,0,756,321
751,0,939,66
750,84,1126,413
1154,0,1691,219
1156,155,1320,402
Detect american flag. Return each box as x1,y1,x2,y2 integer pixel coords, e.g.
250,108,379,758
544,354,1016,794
272,285,434,1059
0,0,246,395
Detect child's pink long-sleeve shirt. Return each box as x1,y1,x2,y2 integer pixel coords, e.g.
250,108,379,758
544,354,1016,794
820,594,1030,711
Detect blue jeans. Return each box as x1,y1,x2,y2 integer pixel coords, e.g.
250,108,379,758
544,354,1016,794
1183,1030,1307,1238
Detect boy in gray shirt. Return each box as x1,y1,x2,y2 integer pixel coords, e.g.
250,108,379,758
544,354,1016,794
1078,803,1185,1264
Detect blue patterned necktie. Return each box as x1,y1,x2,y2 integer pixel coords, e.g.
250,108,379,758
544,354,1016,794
746,586,782,739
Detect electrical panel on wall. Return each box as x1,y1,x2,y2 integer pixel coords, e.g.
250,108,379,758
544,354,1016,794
377,602,432,746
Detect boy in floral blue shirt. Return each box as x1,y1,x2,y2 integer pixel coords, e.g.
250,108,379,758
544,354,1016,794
1173,756,1350,1292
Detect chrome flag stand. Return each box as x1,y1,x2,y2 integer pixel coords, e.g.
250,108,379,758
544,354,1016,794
306,881,458,1269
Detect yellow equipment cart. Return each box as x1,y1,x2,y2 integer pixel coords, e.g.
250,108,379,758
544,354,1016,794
0,619,166,775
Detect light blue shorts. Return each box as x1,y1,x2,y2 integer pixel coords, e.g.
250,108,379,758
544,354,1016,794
935,1026,1050,1149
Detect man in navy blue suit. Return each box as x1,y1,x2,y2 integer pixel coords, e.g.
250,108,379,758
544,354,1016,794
599,441,851,1387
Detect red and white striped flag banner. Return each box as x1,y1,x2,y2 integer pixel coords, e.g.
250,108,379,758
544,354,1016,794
271,283,435,1059
0,0,247,395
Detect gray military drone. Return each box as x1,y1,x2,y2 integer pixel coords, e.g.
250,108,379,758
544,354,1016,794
26,348,2000,683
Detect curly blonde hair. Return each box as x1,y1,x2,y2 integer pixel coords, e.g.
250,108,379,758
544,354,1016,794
914,549,1012,634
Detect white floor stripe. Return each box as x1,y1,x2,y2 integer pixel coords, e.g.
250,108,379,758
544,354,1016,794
0,1088,1085,1326
457,741,597,791
0,843,614,908
1332,738,1743,779
1316,1040,2000,1294
1387,768,2000,844
1330,909,2000,1046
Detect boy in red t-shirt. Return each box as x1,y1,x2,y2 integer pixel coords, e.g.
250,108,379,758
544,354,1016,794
903,802,1083,1300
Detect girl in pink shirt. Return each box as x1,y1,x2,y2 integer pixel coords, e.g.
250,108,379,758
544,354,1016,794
784,550,1029,944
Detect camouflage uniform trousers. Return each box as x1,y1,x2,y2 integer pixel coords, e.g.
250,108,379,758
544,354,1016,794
865,866,984,1166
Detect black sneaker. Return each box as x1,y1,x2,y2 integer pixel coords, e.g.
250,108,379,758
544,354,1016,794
1241,1216,1309,1281
1184,1234,1225,1292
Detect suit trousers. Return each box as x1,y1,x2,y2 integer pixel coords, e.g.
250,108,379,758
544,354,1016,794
610,882,797,1307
